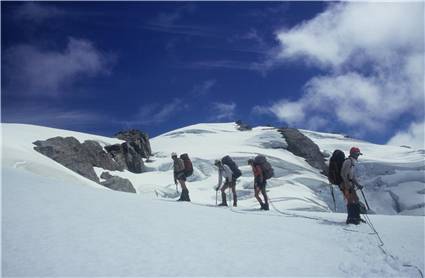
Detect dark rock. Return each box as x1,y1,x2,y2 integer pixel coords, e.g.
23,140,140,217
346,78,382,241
102,129,153,174
33,136,145,193
104,144,129,170
100,171,136,193
115,129,152,158
278,128,328,175
81,140,124,171
100,172,114,179
104,142,144,173
33,137,123,183
235,120,252,131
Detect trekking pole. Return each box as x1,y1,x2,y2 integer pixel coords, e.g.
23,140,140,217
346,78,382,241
216,189,218,206
329,184,336,212
359,187,370,211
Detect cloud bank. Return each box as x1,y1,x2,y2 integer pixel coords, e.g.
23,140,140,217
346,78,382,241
387,121,425,150
257,2,424,135
3,37,113,96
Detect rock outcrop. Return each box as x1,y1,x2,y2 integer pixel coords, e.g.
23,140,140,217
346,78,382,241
278,128,328,175
33,137,123,183
100,129,152,174
104,143,144,173
115,129,152,158
235,120,252,131
32,131,153,193
100,172,136,193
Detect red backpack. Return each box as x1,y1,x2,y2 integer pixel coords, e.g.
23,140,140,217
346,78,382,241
180,153,193,177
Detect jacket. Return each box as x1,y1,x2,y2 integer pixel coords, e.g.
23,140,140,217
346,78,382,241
173,158,185,180
217,164,233,188
340,157,359,189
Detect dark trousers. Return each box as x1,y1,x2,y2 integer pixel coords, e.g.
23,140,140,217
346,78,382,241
220,181,237,205
347,203,361,224
254,180,268,209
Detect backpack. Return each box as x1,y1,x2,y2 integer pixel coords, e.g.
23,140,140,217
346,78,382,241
253,155,274,180
328,150,345,186
180,153,193,177
221,155,242,179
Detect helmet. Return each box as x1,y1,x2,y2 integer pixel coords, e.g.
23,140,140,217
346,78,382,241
171,152,178,157
350,147,363,156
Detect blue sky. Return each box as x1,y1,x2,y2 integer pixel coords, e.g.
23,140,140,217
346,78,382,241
2,2,424,148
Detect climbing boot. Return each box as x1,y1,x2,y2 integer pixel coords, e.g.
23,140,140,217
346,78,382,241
346,204,359,225
218,192,228,206
177,191,184,201
183,189,191,202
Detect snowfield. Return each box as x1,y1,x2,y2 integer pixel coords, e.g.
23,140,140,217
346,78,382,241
2,123,424,277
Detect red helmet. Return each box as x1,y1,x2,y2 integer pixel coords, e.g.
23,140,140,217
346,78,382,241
350,147,363,156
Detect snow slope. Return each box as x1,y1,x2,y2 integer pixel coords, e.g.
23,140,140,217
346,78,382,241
3,166,424,277
2,123,425,276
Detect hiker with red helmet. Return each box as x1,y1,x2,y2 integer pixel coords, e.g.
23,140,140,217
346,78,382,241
341,147,364,224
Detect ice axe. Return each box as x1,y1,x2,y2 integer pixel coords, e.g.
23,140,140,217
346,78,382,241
359,187,370,211
329,184,336,212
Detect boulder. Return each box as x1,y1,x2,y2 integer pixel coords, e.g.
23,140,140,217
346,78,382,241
104,143,145,173
115,129,152,158
33,137,123,183
100,172,136,193
278,128,328,175
81,140,125,171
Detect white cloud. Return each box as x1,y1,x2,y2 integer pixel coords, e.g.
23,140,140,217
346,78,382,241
211,102,236,121
387,121,425,150
4,37,113,96
260,2,424,133
269,100,305,126
276,2,423,68
14,2,65,23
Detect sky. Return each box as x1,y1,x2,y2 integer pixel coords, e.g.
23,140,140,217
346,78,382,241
1,1,424,149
